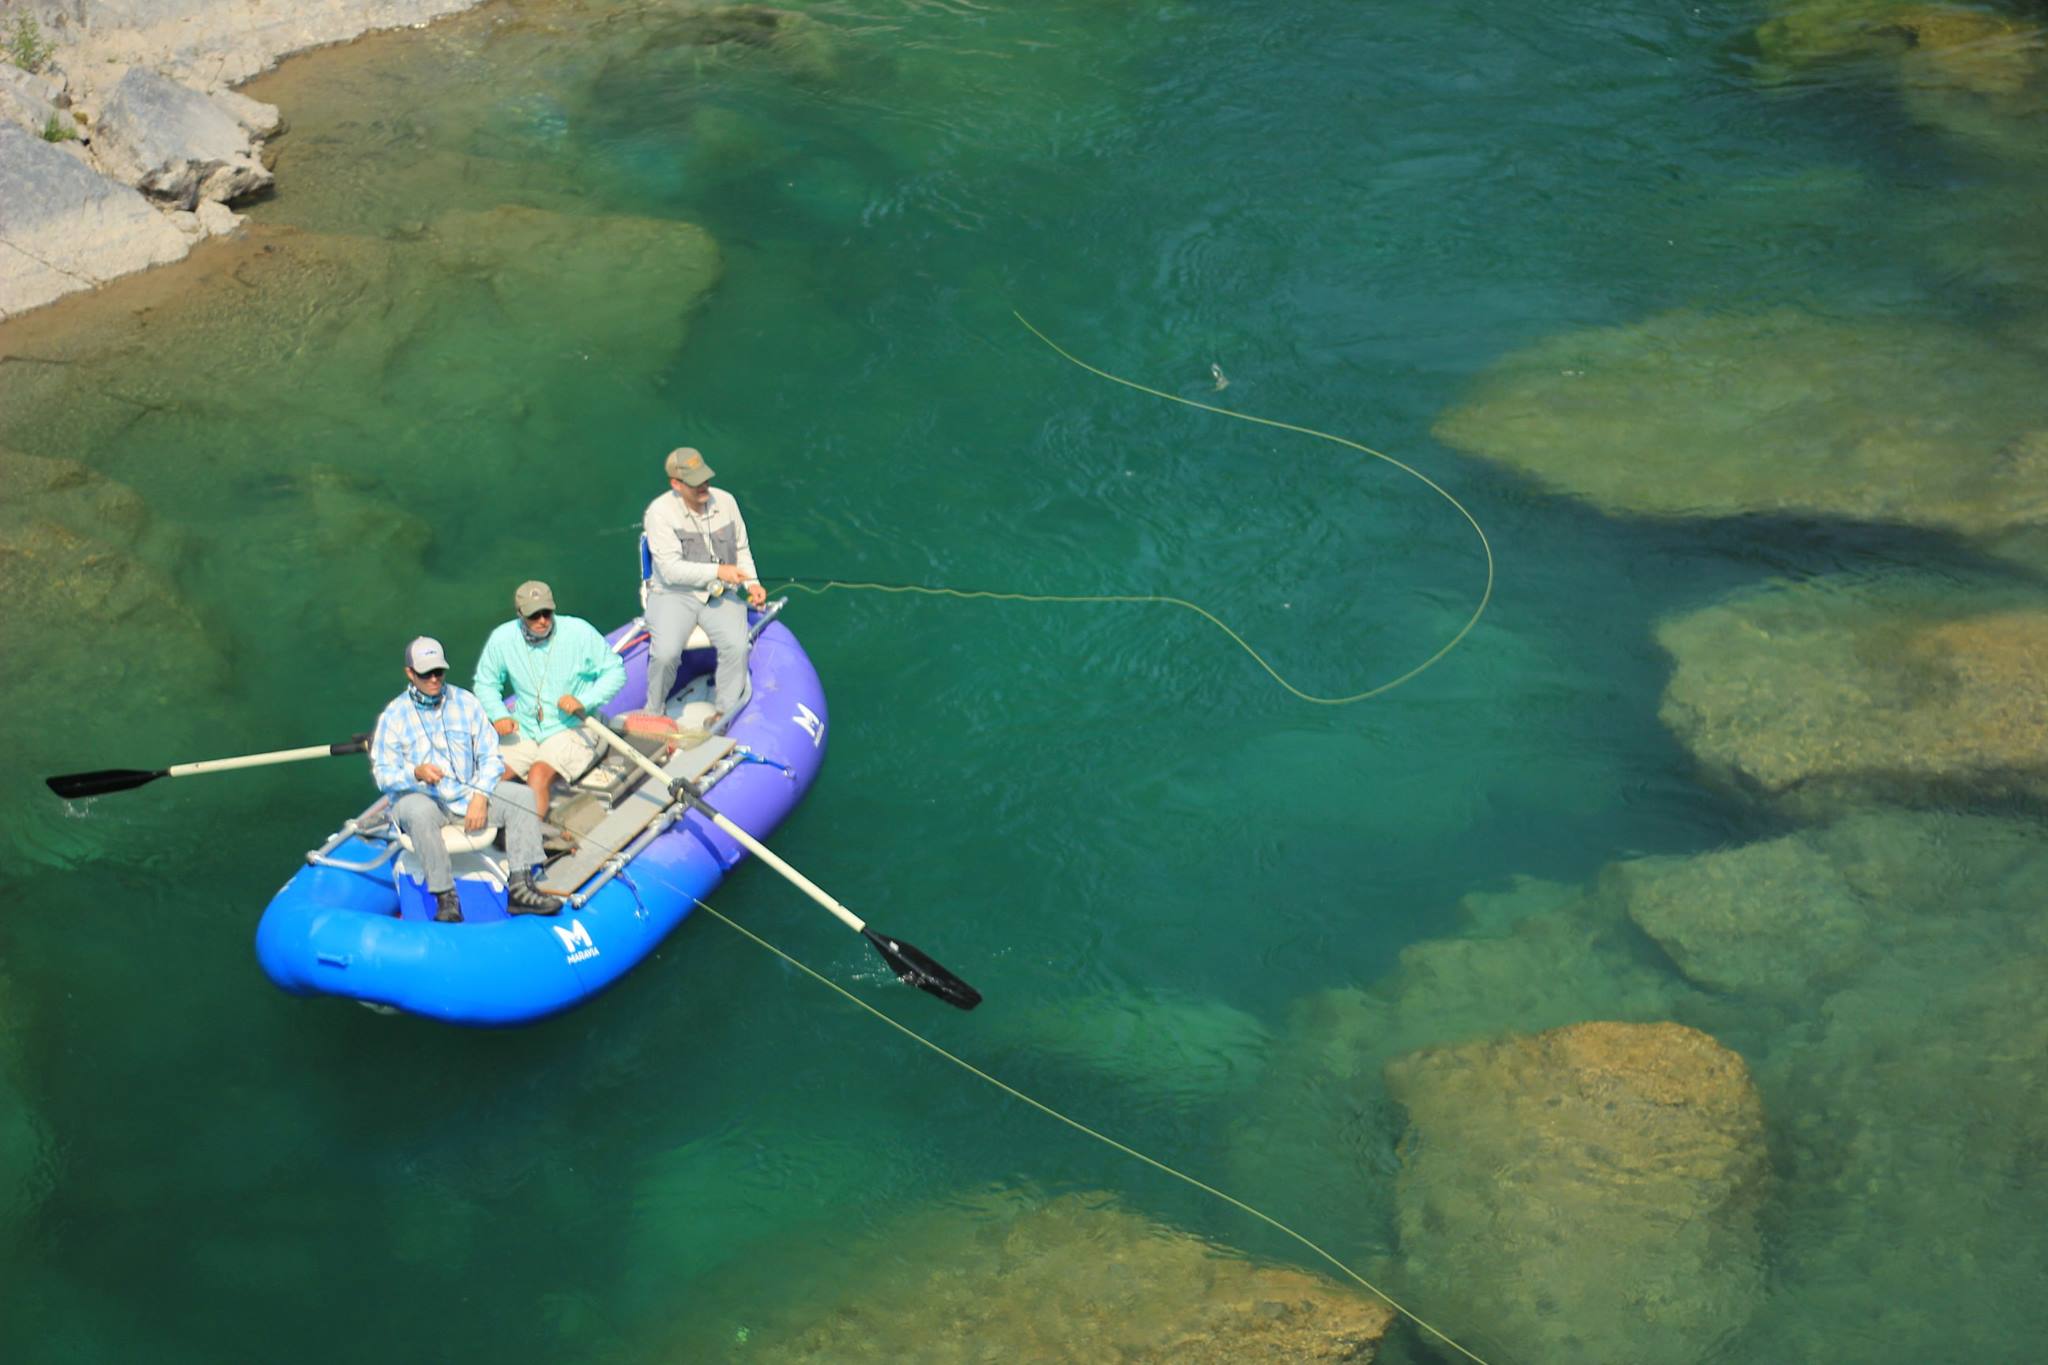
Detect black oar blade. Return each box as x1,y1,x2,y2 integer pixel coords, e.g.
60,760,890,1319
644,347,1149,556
863,928,982,1011
46,768,165,799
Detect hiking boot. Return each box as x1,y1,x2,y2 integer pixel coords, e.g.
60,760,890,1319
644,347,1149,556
506,871,561,916
433,888,463,923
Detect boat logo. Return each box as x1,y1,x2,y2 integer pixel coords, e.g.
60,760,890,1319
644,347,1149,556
552,920,600,964
792,702,825,748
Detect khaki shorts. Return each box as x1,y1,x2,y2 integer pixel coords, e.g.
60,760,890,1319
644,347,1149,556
500,726,602,783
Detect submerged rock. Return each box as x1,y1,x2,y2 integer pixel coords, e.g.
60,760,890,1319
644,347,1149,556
1608,831,1879,1002
1219,877,1703,1262
0,443,150,539
1756,0,2035,75
1892,8,2048,98
2,211,716,453
606,3,843,83
1609,807,2048,1005
1657,574,2048,809
1757,2,2048,122
0,446,224,866
1915,183,2048,327
0,224,408,439
676,1189,1397,1363
1384,1021,1769,1365
1433,307,2048,537
1744,947,2048,1357
1231,809,2048,1361
425,204,722,360
0,450,212,679
1894,14,2048,163
1753,0,2048,187
227,464,436,638
1375,878,1693,1040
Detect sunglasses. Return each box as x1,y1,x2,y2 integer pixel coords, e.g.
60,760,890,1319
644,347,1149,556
415,667,448,680
524,610,554,623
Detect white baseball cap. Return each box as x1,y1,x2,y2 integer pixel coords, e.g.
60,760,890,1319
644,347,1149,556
405,636,449,672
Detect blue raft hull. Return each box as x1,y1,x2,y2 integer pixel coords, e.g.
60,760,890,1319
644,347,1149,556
254,614,828,1026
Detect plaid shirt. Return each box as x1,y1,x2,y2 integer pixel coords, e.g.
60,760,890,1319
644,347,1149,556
370,684,505,809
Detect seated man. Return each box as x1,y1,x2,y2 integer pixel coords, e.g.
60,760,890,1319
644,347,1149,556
369,636,559,920
472,580,626,821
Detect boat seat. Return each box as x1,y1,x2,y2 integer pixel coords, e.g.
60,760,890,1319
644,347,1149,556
392,824,499,856
392,825,511,921
636,535,714,650
626,619,712,652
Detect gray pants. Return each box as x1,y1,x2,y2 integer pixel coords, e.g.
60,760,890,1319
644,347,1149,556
392,786,545,894
645,589,751,716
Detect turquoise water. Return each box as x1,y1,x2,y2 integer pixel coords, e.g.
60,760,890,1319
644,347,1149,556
4,0,2047,1359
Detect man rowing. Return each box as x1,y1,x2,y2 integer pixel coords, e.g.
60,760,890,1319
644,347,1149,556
472,579,625,822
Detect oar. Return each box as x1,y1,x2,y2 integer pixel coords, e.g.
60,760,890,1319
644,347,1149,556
46,733,375,800
583,714,982,1010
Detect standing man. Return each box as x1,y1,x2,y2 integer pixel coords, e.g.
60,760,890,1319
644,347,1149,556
642,446,766,726
370,636,560,920
472,580,626,822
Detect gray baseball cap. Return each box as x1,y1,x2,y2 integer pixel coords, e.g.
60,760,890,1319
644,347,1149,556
405,636,449,672
665,446,715,486
514,580,556,616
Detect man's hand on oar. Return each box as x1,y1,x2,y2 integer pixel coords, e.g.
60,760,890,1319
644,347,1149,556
46,734,374,800
584,714,981,1010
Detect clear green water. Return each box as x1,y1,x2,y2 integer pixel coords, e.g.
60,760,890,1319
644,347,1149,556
3,0,2047,1359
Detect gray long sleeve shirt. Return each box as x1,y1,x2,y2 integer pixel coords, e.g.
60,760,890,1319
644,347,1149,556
643,486,759,603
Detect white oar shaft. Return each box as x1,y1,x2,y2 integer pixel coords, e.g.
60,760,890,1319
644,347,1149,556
586,719,867,934
700,808,865,933
165,744,351,778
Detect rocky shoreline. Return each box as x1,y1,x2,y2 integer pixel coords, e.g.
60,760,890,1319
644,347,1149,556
0,0,488,319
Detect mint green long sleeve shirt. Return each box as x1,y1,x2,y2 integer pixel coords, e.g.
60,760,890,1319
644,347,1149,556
471,614,626,743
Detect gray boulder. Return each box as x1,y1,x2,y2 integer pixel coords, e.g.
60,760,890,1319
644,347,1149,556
91,65,271,208
0,123,190,317
208,86,280,137
0,65,67,137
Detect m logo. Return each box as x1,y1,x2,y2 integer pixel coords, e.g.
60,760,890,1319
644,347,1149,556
551,920,600,964
793,702,825,747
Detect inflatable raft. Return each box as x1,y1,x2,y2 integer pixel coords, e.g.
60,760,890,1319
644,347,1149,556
254,599,827,1026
